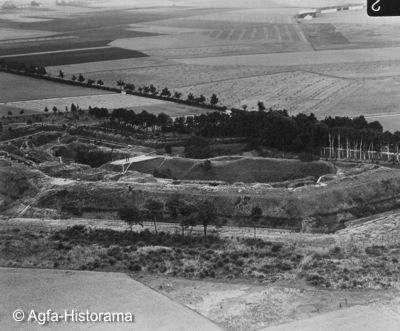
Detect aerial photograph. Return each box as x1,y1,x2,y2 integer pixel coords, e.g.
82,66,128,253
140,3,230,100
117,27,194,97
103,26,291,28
0,0,399,330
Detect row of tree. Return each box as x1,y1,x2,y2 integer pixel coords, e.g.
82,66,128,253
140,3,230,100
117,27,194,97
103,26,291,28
0,60,224,111
118,197,265,238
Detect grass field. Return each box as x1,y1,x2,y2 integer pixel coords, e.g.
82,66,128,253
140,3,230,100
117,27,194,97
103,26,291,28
0,72,112,103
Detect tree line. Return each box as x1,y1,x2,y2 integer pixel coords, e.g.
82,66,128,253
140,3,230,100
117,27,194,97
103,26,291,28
118,196,265,238
0,60,224,111
91,105,390,156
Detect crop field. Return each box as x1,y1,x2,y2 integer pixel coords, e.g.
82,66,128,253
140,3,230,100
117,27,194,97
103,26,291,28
0,72,112,103
46,57,171,76
80,63,282,90
175,71,359,112
4,94,165,113
1,47,147,67
3,93,210,117
2,4,400,130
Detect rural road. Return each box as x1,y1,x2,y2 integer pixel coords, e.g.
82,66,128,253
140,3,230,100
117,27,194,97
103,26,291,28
0,267,222,331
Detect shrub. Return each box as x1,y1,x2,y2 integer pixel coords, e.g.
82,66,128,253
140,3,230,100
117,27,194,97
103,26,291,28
365,245,388,256
129,263,142,272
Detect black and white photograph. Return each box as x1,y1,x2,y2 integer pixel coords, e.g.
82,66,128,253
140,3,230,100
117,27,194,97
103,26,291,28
0,0,399,330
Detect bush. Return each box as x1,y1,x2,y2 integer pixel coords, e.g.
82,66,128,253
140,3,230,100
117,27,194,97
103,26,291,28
365,245,388,256
129,263,142,272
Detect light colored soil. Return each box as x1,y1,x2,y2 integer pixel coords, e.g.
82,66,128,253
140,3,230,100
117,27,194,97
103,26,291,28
140,275,400,331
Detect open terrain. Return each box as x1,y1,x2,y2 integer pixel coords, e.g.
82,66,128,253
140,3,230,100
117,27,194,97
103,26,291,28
3,2,400,129
1,2,400,331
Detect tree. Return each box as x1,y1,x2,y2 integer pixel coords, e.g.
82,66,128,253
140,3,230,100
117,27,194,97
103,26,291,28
195,95,206,104
156,112,171,131
71,75,77,81
37,66,47,75
86,79,95,86
250,206,262,238
197,200,218,237
144,199,163,233
178,201,198,236
210,93,219,105
257,101,266,112
173,91,182,99
59,70,65,78
118,207,142,231
97,79,104,86
187,93,195,103
19,109,24,115
70,103,77,113
78,74,85,83
160,87,171,98
149,84,157,95
44,107,49,113
117,79,125,89
166,195,181,221
7,111,12,116
125,83,135,91
52,106,58,114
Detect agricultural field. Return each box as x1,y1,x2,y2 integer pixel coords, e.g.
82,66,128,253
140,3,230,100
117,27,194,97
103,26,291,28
5,2,400,128
175,71,359,112
0,72,112,104
1,47,147,67
4,93,209,117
